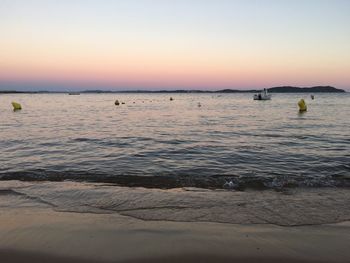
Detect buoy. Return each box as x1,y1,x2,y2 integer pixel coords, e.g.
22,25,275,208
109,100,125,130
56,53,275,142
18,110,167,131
311,95,314,100
12,102,22,111
298,99,307,112
115,100,120,106
170,97,173,101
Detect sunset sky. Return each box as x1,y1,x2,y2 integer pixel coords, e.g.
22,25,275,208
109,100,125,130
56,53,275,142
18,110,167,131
1,0,349,91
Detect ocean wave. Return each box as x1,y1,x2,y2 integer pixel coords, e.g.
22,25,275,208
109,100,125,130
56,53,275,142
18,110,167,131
1,180,350,226
0,170,349,190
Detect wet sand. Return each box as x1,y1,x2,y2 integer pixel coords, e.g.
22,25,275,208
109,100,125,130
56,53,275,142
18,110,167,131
1,209,349,263
0,250,344,263
0,181,349,262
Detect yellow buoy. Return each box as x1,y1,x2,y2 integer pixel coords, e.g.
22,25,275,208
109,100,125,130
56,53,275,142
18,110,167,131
12,102,22,110
298,99,307,112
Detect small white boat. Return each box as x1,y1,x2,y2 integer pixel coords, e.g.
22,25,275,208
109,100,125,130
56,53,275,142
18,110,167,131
254,89,271,100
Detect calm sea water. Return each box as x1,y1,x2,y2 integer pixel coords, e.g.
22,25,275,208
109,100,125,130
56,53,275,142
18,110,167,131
0,93,349,190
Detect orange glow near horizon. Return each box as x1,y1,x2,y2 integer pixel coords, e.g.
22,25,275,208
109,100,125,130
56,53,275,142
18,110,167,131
2,37,349,90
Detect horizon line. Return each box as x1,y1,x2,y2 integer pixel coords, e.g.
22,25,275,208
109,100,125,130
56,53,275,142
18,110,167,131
0,86,347,93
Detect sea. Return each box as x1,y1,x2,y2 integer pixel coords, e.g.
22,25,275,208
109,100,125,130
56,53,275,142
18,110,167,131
1,92,350,226
0,92,349,190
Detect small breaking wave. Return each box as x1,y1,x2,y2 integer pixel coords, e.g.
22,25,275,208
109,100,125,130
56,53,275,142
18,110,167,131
0,170,349,190
1,180,350,226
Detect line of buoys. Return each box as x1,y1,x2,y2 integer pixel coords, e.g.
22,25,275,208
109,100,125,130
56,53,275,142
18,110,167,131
7,97,312,113
298,99,307,112
11,102,22,111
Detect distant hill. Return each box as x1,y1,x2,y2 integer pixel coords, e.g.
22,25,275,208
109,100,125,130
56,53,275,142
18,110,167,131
81,90,113,93
267,86,345,93
215,89,259,93
0,90,52,94
0,90,25,93
215,86,345,93
1,86,346,94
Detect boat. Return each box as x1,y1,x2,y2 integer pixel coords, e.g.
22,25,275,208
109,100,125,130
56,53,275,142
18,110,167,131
253,89,271,100
68,92,80,95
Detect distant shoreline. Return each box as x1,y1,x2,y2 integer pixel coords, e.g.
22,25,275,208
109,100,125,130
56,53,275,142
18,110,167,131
0,86,346,94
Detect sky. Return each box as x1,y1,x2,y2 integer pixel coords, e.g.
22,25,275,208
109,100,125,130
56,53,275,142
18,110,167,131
0,0,349,91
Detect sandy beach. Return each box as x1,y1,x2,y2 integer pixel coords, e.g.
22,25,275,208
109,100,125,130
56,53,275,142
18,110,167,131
0,181,349,263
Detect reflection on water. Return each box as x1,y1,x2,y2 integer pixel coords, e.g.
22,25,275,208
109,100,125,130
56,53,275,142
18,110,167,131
0,93,349,189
